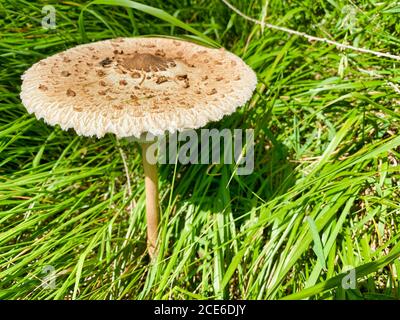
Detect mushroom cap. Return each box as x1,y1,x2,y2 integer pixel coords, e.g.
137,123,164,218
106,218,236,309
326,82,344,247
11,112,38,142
20,37,257,138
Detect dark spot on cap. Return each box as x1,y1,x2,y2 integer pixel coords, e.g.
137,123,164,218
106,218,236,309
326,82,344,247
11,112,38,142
177,74,188,81
155,49,166,57
119,80,128,86
183,79,190,88
216,76,223,81
207,88,217,95
155,76,168,84
131,72,141,79
96,70,106,77
67,89,76,97
39,84,48,91
100,80,107,86
99,57,113,67
73,106,83,112
61,71,71,77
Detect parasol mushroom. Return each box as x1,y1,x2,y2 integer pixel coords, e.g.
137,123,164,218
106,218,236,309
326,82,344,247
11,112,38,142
20,37,257,259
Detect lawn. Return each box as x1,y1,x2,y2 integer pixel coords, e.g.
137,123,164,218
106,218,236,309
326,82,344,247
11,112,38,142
1,0,400,300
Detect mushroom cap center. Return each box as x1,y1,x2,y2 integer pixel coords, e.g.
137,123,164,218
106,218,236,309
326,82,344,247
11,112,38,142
119,53,172,72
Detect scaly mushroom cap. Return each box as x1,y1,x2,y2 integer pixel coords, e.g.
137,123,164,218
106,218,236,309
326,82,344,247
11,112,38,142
20,37,257,138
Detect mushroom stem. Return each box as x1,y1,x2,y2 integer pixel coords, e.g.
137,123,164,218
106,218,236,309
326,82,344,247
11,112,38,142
141,142,160,260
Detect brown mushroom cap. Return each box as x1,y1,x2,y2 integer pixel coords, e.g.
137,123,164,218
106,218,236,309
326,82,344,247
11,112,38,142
20,37,257,138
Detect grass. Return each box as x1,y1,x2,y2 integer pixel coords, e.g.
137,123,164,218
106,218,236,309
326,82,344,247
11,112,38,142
1,0,400,300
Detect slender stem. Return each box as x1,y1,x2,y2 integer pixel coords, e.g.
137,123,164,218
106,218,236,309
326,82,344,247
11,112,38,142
141,142,159,260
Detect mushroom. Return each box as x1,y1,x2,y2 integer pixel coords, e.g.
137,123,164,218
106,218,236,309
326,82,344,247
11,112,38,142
20,37,257,259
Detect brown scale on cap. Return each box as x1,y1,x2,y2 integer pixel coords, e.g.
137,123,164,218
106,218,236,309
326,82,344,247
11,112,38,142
100,57,113,67
155,76,168,84
155,49,166,57
131,72,141,79
96,70,106,77
177,74,188,81
207,88,217,95
67,89,76,97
